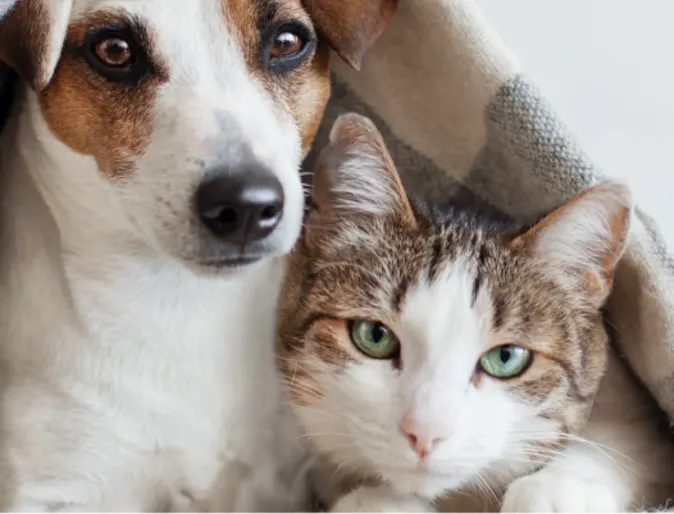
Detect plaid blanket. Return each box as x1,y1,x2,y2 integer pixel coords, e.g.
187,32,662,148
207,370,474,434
306,0,674,428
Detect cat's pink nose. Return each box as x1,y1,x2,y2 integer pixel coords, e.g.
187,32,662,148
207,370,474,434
400,416,445,458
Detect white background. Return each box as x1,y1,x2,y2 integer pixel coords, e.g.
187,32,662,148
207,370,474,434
477,0,674,245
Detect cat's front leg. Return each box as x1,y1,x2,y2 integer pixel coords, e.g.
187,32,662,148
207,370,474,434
500,442,629,513
330,485,434,513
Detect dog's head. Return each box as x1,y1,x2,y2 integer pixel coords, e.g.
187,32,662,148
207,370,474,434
0,0,396,273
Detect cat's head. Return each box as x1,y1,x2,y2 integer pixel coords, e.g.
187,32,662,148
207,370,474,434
278,113,632,498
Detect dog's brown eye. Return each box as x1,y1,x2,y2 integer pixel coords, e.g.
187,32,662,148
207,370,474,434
95,38,133,67
270,32,304,59
263,22,315,73
85,27,149,84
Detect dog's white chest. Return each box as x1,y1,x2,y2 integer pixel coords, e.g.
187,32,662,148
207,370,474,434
0,244,305,510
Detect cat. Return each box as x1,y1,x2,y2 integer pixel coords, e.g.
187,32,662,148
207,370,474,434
277,113,674,512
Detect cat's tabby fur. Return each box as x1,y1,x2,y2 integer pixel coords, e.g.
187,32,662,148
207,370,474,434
278,114,674,512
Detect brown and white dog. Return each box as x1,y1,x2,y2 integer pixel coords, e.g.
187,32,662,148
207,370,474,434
0,0,395,510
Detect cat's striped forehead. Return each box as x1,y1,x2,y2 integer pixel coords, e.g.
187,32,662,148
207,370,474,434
298,213,522,325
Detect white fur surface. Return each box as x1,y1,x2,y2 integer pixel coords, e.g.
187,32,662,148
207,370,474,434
331,486,432,513
40,0,74,89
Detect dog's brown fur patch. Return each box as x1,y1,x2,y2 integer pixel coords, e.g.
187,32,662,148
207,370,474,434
285,41,331,153
38,11,169,179
0,0,50,89
222,0,331,154
302,0,398,70
221,0,259,70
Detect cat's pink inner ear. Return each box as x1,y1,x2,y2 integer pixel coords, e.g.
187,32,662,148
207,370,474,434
512,181,632,305
312,113,416,224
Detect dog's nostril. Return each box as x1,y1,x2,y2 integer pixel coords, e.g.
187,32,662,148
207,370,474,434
201,206,240,235
217,207,238,225
261,205,280,221
203,206,235,222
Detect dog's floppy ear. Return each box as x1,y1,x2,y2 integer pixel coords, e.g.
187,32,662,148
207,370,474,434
0,0,73,90
303,0,397,71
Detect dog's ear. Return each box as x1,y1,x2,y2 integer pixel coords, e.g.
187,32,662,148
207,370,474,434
303,0,397,71
0,0,73,90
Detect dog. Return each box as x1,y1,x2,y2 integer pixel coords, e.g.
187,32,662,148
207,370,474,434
0,0,396,510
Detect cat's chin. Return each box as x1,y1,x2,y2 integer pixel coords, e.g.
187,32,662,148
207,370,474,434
382,469,464,499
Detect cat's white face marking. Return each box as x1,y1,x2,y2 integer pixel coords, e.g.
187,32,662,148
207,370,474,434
293,259,558,498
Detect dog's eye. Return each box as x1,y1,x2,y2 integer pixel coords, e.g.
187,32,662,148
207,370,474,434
84,28,147,83
264,22,315,73
95,37,133,67
270,31,304,59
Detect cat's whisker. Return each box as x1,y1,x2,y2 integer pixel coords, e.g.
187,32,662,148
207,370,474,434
299,431,353,441
331,454,365,482
515,430,631,460
283,356,301,393
506,449,564,464
286,401,388,439
322,441,366,455
509,431,636,471
474,472,500,508
279,376,319,394
278,381,322,396
505,451,556,463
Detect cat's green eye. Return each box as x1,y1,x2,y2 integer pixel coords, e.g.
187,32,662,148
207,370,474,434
349,320,400,359
479,345,532,378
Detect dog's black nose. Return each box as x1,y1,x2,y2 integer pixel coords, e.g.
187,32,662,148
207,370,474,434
196,169,284,244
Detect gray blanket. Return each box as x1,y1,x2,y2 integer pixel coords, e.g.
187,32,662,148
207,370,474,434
308,0,674,427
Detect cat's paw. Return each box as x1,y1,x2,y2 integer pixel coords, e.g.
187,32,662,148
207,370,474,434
501,472,620,513
331,485,433,512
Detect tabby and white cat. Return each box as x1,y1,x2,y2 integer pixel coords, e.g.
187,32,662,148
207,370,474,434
278,113,674,512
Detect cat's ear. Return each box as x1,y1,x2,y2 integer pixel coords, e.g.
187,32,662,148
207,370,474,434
313,113,415,224
512,181,632,307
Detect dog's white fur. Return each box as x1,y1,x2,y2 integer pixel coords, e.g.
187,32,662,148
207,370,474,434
0,0,312,510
